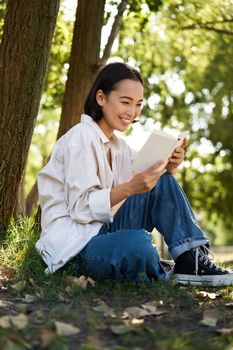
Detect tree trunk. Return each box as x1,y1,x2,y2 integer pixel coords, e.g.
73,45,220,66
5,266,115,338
26,0,129,216
0,0,60,232
25,180,38,217
57,0,105,139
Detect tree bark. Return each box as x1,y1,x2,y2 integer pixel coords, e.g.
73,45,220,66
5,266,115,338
57,0,105,139
26,0,129,216
0,0,60,232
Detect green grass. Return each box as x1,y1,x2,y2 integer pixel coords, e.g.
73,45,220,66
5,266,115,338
0,218,233,350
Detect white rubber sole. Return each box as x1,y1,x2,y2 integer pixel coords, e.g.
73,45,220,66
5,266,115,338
174,273,233,287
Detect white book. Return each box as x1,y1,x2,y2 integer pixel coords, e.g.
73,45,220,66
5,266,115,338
132,129,189,172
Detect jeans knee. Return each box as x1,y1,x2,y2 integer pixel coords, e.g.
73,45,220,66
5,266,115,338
124,229,154,258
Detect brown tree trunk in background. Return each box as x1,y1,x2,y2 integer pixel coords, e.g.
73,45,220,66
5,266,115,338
26,0,129,216
0,0,60,232
57,0,105,139
14,181,26,217
25,181,38,217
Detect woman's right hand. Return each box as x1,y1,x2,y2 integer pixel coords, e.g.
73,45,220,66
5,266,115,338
127,160,167,195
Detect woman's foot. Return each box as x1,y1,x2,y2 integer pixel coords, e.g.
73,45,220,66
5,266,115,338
174,246,233,286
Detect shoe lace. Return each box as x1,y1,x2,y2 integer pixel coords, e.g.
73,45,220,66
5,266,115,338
194,246,227,275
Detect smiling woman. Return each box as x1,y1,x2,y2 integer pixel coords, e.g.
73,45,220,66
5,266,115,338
35,62,233,287
96,79,144,138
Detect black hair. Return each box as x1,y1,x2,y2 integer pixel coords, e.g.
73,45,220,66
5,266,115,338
84,62,144,122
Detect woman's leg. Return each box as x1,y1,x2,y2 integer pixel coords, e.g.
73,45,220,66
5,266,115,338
80,229,168,282
108,173,209,260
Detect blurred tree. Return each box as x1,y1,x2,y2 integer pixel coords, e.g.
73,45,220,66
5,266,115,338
0,0,59,232
115,0,233,243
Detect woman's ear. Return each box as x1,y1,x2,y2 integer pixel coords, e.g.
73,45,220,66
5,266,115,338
96,90,105,107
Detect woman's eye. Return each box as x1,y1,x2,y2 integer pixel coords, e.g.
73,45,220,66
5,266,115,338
122,101,129,105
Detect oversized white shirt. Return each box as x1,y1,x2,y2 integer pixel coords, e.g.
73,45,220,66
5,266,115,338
36,114,136,273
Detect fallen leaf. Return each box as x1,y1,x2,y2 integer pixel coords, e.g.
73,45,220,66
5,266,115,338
93,300,116,317
198,291,218,300
22,294,37,303
0,315,11,328
225,302,233,308
29,278,35,286
11,280,26,292
130,318,144,325
0,300,13,308
87,276,95,287
40,328,57,348
199,318,217,327
123,306,149,319
66,275,87,290
141,302,167,316
215,327,233,336
58,293,70,304
123,304,167,319
55,321,80,336
110,324,134,335
10,314,28,330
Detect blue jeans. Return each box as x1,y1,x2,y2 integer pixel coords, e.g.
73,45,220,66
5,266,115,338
78,173,209,282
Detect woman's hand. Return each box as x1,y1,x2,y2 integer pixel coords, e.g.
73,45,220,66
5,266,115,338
128,160,167,195
166,138,189,174
110,160,167,207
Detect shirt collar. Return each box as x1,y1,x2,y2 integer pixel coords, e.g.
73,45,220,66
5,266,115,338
81,114,116,145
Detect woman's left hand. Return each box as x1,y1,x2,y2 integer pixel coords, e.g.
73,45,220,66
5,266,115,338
166,138,189,174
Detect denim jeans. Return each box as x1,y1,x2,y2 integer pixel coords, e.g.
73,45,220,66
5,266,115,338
78,173,209,282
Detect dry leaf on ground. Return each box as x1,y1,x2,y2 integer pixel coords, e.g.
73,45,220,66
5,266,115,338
0,315,11,328
198,291,218,300
110,324,135,335
123,303,167,319
215,327,233,336
22,294,37,303
11,280,26,292
55,321,80,336
0,314,28,330
10,314,28,330
40,328,57,348
123,306,150,319
65,275,95,290
93,300,116,317
225,302,233,308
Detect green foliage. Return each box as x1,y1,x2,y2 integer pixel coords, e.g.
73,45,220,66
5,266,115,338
115,0,233,243
0,217,44,280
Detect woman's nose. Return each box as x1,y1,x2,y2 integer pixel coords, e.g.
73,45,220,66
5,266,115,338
126,106,137,118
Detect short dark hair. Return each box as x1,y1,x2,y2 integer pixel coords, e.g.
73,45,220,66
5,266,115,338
84,62,144,122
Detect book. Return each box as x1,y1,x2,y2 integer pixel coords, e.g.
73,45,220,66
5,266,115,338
131,129,189,172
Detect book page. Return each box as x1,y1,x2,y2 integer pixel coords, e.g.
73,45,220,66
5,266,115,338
131,130,189,173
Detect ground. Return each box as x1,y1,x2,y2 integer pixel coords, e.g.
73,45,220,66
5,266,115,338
0,253,233,350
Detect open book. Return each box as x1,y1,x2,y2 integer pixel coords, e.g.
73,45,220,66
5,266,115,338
132,129,189,172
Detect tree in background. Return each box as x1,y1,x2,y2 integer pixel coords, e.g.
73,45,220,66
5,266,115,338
0,0,60,232
116,0,233,243
25,0,129,216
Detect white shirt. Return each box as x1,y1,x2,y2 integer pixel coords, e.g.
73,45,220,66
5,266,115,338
36,114,136,273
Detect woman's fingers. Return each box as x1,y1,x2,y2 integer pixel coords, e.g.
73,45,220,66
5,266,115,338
144,159,167,174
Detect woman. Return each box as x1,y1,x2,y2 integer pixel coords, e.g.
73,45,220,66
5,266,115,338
36,62,233,286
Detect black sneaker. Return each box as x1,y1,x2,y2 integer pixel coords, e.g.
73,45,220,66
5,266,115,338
174,246,233,286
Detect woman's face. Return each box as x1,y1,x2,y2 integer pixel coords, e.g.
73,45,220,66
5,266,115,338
96,79,144,139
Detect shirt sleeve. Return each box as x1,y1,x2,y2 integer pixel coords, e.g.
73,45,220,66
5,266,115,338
64,143,113,224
